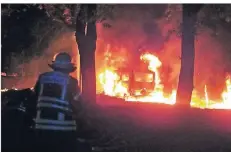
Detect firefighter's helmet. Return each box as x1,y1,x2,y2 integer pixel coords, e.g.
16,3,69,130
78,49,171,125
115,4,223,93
48,52,76,73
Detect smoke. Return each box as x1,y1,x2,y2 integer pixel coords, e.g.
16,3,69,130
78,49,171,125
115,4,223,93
97,4,166,51
194,29,227,99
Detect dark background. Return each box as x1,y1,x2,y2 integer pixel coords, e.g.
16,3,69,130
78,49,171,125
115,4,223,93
1,4,47,72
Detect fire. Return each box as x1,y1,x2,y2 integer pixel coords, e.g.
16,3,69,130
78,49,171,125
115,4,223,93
98,53,176,105
1,51,230,110
140,54,162,86
99,69,128,97
191,77,231,109
1,88,18,92
1,87,33,92
98,51,231,109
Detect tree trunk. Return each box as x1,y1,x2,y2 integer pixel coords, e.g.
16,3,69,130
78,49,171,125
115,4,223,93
176,5,202,106
75,4,97,103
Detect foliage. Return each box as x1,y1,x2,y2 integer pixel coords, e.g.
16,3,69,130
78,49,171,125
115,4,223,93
39,4,117,29
198,5,231,33
28,16,71,57
197,5,231,67
1,4,47,70
2,4,231,71
3,4,231,40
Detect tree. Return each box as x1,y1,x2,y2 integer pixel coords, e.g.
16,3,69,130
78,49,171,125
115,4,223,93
41,4,114,104
1,4,46,71
176,4,204,106
43,4,98,103
3,4,231,105
2,4,115,103
75,4,97,103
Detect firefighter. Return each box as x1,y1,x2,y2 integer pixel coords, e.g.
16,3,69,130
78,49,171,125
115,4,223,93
33,52,81,151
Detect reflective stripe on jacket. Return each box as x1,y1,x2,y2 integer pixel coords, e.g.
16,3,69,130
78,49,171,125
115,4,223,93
34,71,78,131
35,124,76,131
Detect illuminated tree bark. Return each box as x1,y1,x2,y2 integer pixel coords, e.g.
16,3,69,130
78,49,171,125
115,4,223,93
75,4,97,103
176,4,203,106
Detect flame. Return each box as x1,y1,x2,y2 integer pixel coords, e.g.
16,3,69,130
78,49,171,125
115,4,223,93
98,51,231,109
98,53,176,105
99,69,128,97
1,88,18,92
1,87,33,92
204,85,209,107
1,51,230,110
140,54,162,89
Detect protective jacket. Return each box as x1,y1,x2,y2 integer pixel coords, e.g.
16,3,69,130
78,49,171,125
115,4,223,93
34,71,80,131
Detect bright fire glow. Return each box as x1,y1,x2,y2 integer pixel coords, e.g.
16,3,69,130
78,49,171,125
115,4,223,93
1,52,231,110
98,52,231,109
190,76,231,109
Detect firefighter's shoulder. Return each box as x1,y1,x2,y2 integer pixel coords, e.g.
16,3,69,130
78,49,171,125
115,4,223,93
39,71,52,77
39,71,64,78
69,76,78,83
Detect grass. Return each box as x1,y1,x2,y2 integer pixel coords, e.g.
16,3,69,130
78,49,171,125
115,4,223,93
81,100,231,151
2,90,231,151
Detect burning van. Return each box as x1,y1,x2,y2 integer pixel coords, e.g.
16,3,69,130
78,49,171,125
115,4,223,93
98,51,161,99
116,68,155,97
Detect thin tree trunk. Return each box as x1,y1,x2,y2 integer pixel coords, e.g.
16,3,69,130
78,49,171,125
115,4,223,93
176,5,198,106
76,4,97,103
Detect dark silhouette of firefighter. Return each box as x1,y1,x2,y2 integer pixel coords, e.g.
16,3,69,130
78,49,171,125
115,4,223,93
33,52,81,151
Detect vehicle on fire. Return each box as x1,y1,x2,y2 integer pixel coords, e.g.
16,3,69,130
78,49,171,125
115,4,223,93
116,68,155,97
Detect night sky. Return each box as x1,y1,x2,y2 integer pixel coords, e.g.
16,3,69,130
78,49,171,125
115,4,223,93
1,4,47,72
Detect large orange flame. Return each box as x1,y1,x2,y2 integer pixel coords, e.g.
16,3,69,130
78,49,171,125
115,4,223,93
1,51,230,110
191,76,231,109
98,52,231,109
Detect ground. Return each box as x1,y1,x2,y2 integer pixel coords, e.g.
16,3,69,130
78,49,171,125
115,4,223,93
2,91,231,151
85,100,231,151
